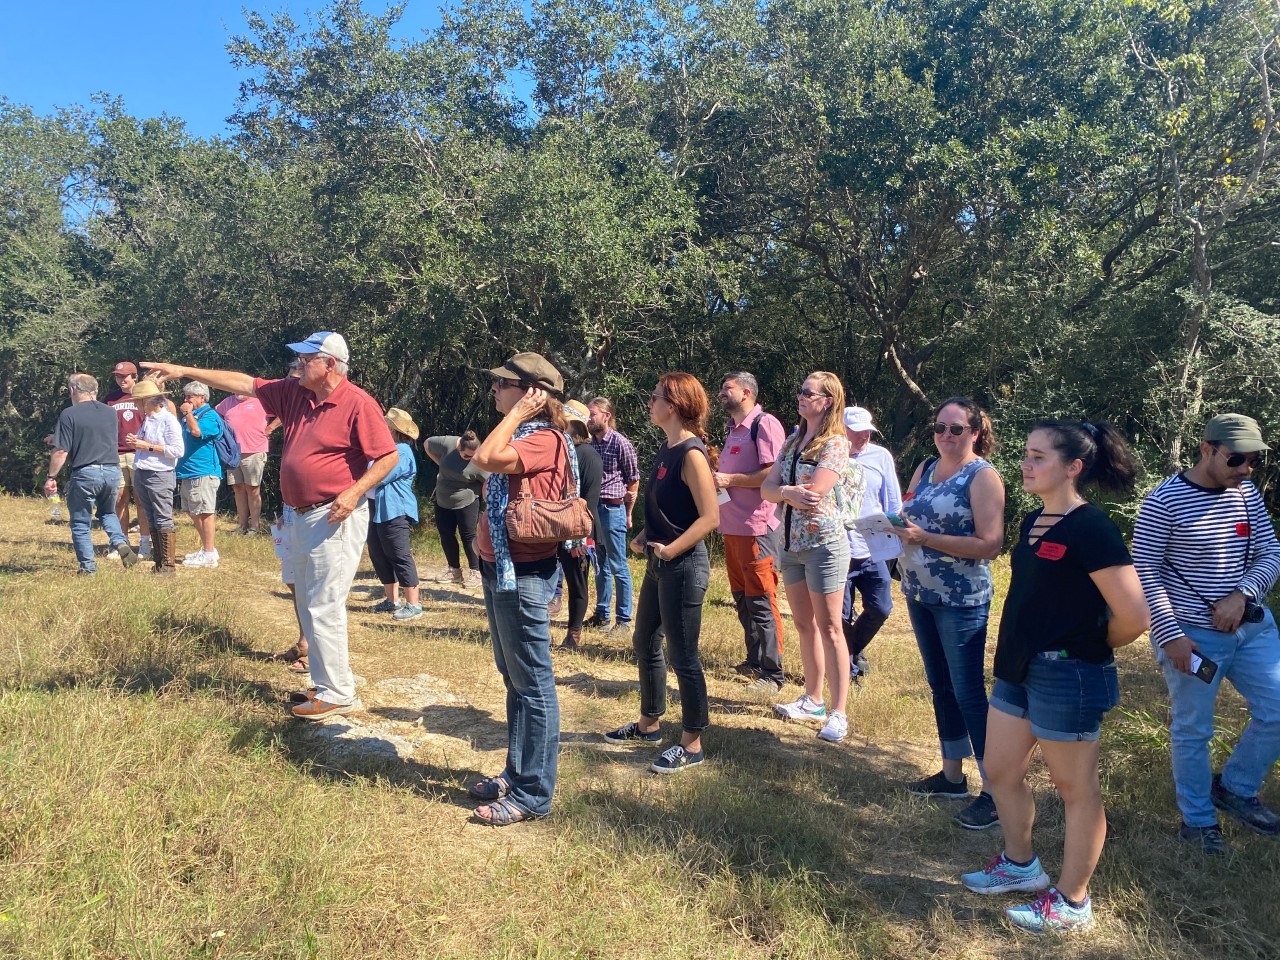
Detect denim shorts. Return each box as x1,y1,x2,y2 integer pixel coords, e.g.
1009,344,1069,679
779,539,850,595
991,652,1120,742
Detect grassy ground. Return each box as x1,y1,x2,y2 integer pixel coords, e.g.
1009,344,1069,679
1,494,1277,959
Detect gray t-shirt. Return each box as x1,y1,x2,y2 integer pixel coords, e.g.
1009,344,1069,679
54,400,119,470
427,435,488,509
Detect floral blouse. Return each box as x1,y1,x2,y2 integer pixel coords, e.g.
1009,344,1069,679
777,434,850,551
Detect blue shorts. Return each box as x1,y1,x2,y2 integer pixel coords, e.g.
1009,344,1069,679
991,652,1120,742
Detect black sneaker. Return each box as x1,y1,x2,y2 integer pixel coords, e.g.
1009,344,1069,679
1212,774,1280,834
603,721,661,745
651,744,704,774
907,770,970,800
733,660,759,678
955,791,1000,830
584,613,611,630
1179,822,1229,855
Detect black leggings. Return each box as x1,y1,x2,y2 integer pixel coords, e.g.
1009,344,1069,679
434,500,480,570
557,544,590,633
367,514,419,587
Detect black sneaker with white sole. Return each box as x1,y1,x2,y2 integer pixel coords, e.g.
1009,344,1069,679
907,770,970,799
603,721,661,745
955,791,1000,830
651,744,704,774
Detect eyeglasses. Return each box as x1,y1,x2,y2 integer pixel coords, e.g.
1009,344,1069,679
648,393,669,404
797,388,825,399
1217,447,1263,469
492,376,526,390
932,423,969,436
300,354,330,366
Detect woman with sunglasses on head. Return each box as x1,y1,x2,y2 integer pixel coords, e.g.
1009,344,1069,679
889,397,1005,828
468,352,581,824
762,372,854,744
960,420,1147,934
603,373,719,773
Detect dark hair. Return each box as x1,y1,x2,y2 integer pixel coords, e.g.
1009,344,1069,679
656,372,709,441
1031,419,1139,493
459,430,480,452
934,396,998,457
566,419,589,442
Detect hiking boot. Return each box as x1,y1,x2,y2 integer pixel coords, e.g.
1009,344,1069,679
955,791,1001,830
961,852,1051,895
392,603,424,622
561,630,581,649
817,712,848,743
651,744,705,774
547,595,564,618
584,613,611,630
1005,888,1094,935
733,660,759,678
774,694,827,721
431,568,460,583
1179,822,1229,855
115,543,138,569
603,721,661,745
463,569,481,588
907,770,970,799
371,597,404,613
1211,774,1280,835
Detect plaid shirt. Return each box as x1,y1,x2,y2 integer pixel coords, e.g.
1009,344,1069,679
591,428,639,501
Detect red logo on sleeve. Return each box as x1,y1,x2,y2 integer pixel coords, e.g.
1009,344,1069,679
729,446,741,456
656,464,668,480
1237,522,1252,537
1036,541,1067,561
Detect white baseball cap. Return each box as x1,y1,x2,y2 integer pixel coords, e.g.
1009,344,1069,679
287,331,349,364
843,406,879,433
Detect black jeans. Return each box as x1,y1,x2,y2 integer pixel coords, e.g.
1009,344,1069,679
434,499,479,570
557,544,591,633
633,542,711,733
367,514,419,587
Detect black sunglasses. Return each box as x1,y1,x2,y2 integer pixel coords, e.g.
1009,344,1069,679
1218,448,1263,469
932,423,969,436
492,376,528,390
797,387,825,399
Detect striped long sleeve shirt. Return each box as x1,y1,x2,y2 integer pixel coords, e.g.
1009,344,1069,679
1132,473,1280,648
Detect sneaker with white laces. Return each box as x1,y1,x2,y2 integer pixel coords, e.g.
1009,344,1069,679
774,694,827,721
1005,888,1094,935
817,712,848,742
186,550,219,569
961,852,1051,895
392,603,424,621
650,743,704,774
184,550,204,563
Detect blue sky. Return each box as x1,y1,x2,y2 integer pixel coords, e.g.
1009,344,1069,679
1,1,446,139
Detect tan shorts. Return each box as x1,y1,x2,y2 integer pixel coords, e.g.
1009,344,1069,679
117,452,136,490
181,475,220,515
228,451,267,486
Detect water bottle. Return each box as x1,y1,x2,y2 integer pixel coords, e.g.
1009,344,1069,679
48,490,64,522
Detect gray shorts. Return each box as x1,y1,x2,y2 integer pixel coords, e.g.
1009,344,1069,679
228,451,266,486
780,539,851,595
181,475,220,514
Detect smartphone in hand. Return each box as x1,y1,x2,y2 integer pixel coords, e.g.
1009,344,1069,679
1190,652,1219,684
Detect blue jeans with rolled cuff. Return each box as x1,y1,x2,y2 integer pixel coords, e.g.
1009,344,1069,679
906,597,991,771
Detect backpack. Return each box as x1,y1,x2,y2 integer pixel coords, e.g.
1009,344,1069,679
212,418,242,470
833,457,866,530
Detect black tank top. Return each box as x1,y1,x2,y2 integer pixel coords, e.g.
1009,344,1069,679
643,437,708,544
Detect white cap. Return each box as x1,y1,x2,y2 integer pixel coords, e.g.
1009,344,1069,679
843,406,879,433
287,331,350,364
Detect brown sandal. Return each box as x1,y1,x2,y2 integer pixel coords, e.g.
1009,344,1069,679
272,642,306,664
286,656,309,674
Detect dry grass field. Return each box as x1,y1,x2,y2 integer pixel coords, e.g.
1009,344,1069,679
1,494,1277,959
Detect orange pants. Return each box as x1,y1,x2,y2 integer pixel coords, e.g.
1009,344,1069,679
723,531,785,681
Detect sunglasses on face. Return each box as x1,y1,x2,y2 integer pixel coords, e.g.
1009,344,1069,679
1218,448,1263,469
648,392,669,404
492,377,527,390
797,388,825,399
933,423,970,436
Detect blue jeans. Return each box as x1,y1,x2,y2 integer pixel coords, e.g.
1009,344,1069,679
842,556,894,660
66,464,127,573
594,502,633,624
481,557,561,816
633,543,711,732
991,653,1120,742
906,597,991,767
1160,612,1280,828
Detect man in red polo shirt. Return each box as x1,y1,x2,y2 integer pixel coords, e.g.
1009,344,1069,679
143,332,398,720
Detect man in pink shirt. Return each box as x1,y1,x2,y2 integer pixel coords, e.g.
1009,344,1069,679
712,372,788,692
215,392,274,534
144,332,398,721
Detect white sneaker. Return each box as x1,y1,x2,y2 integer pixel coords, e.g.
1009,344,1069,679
185,550,219,569
817,712,848,743
774,694,827,721
184,550,204,562
464,569,481,587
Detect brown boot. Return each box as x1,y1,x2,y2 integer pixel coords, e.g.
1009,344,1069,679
154,528,176,576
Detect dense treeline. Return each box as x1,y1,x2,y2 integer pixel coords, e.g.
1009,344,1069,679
3,0,1278,509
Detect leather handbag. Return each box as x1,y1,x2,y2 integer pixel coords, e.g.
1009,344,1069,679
504,431,593,543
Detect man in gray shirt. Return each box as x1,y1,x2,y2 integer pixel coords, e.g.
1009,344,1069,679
44,373,138,574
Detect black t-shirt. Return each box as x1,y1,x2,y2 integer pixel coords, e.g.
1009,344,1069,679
994,503,1133,683
643,437,709,545
574,440,603,522
54,401,119,470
